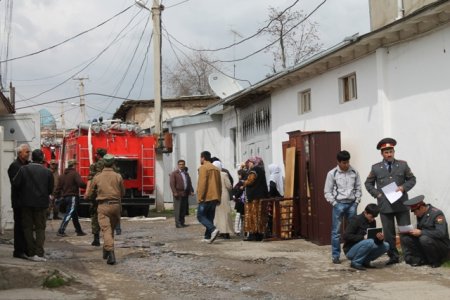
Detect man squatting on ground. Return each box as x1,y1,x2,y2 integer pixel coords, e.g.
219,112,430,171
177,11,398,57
343,203,389,270
401,195,450,268
324,150,362,264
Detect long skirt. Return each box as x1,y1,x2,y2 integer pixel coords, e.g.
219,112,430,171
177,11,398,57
244,200,267,234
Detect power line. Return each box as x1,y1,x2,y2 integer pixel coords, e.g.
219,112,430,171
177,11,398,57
16,8,144,103
0,5,134,63
163,0,301,53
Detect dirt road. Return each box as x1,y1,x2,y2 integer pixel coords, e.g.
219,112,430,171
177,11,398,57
0,214,449,299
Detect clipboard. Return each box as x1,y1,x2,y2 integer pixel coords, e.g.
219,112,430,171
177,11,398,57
367,228,382,239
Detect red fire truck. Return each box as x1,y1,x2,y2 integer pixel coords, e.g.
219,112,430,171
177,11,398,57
61,120,156,217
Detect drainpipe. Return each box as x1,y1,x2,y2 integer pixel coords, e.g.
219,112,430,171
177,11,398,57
396,0,405,20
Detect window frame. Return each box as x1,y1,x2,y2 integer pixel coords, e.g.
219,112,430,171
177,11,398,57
298,89,312,115
340,73,357,103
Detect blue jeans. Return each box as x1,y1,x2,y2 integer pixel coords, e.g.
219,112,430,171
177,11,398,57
197,201,218,239
331,202,357,259
346,239,389,266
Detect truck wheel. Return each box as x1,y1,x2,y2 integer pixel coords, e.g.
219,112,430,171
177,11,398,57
139,206,150,218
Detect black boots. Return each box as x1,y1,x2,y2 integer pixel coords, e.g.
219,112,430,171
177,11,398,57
106,251,116,265
91,234,100,246
103,248,108,259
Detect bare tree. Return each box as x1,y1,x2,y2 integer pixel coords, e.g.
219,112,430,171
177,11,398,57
163,51,221,98
263,7,323,73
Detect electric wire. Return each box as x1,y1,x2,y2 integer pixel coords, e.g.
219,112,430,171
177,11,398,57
16,8,144,103
0,5,134,63
164,0,301,53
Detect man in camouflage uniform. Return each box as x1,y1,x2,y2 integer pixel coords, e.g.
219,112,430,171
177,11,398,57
85,148,107,246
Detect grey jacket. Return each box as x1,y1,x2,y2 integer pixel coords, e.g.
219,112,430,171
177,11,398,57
324,166,362,206
365,159,416,213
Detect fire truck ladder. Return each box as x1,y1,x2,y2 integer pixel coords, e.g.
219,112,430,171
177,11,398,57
78,144,91,181
141,144,155,196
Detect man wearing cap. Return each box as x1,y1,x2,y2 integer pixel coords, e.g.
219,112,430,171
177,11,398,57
55,159,87,237
365,138,416,265
401,195,450,268
85,148,107,246
48,160,61,220
86,154,125,265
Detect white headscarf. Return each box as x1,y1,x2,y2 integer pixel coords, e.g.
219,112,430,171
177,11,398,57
212,160,222,170
268,163,284,196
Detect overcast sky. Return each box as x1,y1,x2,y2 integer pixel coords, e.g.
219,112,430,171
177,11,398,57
0,0,370,128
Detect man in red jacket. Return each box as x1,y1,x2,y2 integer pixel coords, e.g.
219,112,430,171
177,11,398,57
170,159,194,228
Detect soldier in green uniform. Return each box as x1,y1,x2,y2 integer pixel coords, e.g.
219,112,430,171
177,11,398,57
85,148,107,246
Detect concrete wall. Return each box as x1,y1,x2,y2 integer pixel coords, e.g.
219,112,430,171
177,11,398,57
369,0,437,30
270,25,450,220
164,117,222,205
0,127,16,231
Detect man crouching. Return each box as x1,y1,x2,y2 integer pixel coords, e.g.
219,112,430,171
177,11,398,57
343,204,389,270
86,154,125,265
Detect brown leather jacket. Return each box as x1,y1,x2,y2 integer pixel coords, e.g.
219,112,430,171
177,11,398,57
196,161,221,203
169,169,194,197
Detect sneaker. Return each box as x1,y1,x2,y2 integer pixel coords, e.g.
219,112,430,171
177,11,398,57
332,257,341,264
350,263,366,271
76,231,87,236
28,255,47,262
209,229,220,244
201,238,211,243
57,232,67,237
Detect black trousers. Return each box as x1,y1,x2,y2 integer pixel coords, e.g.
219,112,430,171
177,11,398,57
402,234,449,265
380,211,410,258
174,196,188,226
13,207,27,256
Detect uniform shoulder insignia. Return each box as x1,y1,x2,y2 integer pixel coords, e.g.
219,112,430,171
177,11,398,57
436,215,445,224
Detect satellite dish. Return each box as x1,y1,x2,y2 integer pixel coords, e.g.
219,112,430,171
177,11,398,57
208,73,243,99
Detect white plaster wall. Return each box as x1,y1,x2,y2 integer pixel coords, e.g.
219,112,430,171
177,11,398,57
164,118,222,203
270,25,450,220
0,127,15,231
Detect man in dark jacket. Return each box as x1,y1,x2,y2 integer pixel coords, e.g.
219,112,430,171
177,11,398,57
170,159,194,228
343,203,389,270
401,195,450,268
56,159,87,237
7,144,31,259
12,149,53,262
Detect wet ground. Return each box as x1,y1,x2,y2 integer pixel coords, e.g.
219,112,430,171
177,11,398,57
0,213,449,299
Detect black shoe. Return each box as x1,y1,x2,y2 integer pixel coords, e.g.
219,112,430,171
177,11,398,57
57,232,67,237
386,258,399,265
430,262,441,268
332,257,341,264
76,231,87,236
53,216,61,220
182,224,189,227
103,249,109,260
107,251,116,265
91,234,100,246
13,253,28,260
176,224,183,228
362,262,376,269
115,229,122,235
350,263,366,271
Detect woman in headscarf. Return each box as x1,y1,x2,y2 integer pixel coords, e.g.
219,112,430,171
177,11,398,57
242,156,268,241
268,164,284,197
212,161,234,239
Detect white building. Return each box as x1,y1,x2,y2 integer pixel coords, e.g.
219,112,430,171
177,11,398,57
166,1,450,223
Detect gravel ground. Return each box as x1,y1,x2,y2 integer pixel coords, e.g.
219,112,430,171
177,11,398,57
0,213,449,299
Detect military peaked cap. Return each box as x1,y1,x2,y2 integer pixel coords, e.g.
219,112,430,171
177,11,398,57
103,154,115,167
376,137,397,150
96,148,107,157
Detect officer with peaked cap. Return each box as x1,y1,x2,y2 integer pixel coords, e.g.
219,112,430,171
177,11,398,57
86,154,125,265
365,138,416,265
401,195,450,268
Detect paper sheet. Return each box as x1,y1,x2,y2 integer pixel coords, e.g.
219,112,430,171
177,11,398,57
398,224,414,233
381,182,403,204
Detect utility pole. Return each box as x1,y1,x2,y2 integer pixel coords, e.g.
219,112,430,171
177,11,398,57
151,0,163,144
73,77,89,123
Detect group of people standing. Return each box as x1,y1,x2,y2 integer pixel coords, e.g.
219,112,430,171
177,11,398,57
174,150,283,244
7,144,124,265
324,137,449,270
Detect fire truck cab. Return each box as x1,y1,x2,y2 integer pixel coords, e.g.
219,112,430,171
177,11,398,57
61,120,156,217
